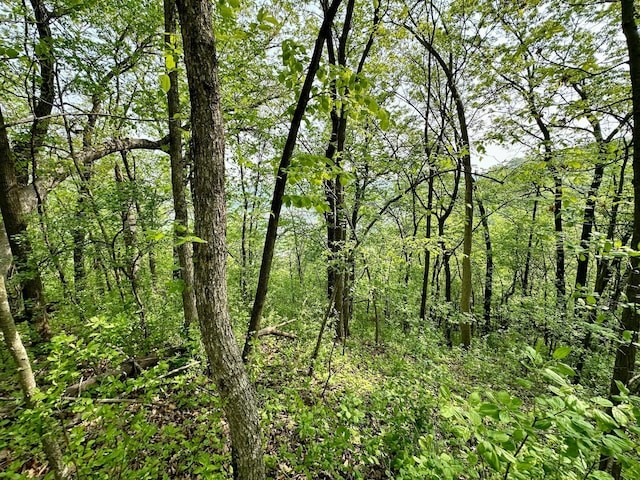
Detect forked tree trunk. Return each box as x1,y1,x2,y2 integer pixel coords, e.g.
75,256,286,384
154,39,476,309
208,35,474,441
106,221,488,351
243,0,343,361
575,152,629,382
0,0,54,342
409,27,474,347
175,0,265,477
0,108,50,342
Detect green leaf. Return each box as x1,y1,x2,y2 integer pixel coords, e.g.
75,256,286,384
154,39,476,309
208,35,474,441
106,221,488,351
552,346,572,360
592,397,614,408
5,47,19,59
593,409,617,431
378,109,390,131
478,402,500,420
602,434,633,453
159,74,171,93
552,363,576,377
165,54,176,70
611,407,628,426
542,368,567,386
175,235,208,246
468,391,481,405
589,471,614,480
496,391,511,404
220,4,234,19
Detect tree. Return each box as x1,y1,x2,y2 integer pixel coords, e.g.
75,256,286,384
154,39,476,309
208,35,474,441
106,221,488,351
599,0,640,477
164,0,198,333
243,0,343,360
0,273,71,479
406,0,475,347
175,0,265,477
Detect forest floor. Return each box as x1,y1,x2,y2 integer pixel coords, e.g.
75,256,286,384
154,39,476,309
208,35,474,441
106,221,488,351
0,321,628,479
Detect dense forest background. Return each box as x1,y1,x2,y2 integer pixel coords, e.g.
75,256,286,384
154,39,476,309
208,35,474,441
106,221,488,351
1,0,640,478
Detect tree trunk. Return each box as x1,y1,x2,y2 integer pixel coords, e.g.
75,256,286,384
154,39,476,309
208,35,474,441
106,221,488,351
599,1,640,478
522,188,539,296
575,152,629,381
0,0,54,342
477,192,492,334
243,0,343,360
420,172,435,320
175,0,265,477
165,0,198,334
408,25,473,347
0,107,50,342
115,159,147,339
573,106,606,296
0,274,71,479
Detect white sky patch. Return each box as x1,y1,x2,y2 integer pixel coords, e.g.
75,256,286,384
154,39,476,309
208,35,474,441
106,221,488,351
473,142,527,172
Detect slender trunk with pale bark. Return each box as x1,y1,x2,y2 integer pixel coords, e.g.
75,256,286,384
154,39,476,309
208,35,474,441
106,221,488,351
0,275,71,479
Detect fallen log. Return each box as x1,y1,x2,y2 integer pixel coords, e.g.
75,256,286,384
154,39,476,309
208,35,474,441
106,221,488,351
65,346,186,397
256,319,297,339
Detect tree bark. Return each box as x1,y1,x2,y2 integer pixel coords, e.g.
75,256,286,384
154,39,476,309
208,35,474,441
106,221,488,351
477,191,492,334
0,106,50,342
0,274,71,479
522,187,539,296
0,0,55,342
175,0,265,477
575,151,629,382
419,171,435,320
115,159,147,338
243,0,343,360
164,0,198,334
408,25,474,348
599,1,640,477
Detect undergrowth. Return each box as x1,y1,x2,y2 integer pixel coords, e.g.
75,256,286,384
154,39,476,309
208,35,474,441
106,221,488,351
1,317,639,479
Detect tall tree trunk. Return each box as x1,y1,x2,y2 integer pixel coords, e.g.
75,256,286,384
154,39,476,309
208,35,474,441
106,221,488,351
165,0,198,333
599,1,640,478
0,0,55,342
323,0,379,338
573,86,608,297
0,275,71,479
239,161,251,301
419,172,435,320
477,192,492,334
243,0,343,361
408,27,474,348
522,187,539,296
0,108,50,342
115,159,147,338
175,0,265,477
575,151,629,382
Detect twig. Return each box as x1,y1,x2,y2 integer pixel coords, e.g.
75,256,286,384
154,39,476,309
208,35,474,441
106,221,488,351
61,397,148,404
157,362,197,380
